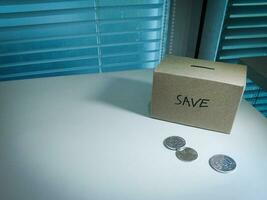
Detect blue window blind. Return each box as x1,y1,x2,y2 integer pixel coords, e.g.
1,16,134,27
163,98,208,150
216,0,267,63
0,0,170,81
200,0,267,117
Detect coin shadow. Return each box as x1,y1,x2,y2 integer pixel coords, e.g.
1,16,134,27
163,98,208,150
92,77,152,117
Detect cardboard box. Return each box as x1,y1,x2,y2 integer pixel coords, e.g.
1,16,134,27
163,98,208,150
151,56,247,134
240,56,267,91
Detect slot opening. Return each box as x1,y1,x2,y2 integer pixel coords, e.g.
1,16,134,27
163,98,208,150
190,65,215,70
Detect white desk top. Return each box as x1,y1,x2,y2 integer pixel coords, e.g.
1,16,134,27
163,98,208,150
0,70,267,200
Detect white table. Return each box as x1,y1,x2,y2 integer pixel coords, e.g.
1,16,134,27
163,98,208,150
0,69,267,200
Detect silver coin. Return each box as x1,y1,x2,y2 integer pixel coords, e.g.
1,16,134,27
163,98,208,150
209,154,236,173
176,147,198,162
163,136,186,150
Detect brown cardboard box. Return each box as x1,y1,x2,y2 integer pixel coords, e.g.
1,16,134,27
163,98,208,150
240,56,267,91
151,56,247,134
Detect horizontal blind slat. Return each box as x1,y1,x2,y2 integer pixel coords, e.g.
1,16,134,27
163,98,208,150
0,35,98,55
232,0,267,7
219,47,267,60
222,38,267,50
229,5,267,18
0,58,100,75
0,0,94,14
0,66,100,81
226,17,267,29
102,61,158,72
0,21,97,42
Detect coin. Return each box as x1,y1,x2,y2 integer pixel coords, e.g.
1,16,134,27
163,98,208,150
175,147,198,162
209,154,236,173
163,136,186,150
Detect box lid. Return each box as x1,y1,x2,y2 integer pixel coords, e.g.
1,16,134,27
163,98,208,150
240,56,267,91
155,56,247,86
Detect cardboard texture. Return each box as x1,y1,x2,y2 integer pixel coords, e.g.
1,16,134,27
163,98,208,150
151,56,247,134
240,56,267,91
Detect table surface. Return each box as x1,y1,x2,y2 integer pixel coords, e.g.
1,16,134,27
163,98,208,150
0,69,267,200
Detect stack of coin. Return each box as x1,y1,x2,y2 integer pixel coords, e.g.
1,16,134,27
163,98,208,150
163,136,198,162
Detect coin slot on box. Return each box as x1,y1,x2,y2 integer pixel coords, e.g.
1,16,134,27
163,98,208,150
190,64,215,70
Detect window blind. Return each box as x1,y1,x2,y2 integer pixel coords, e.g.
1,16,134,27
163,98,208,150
217,0,267,117
217,0,267,63
200,0,267,117
0,0,170,81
